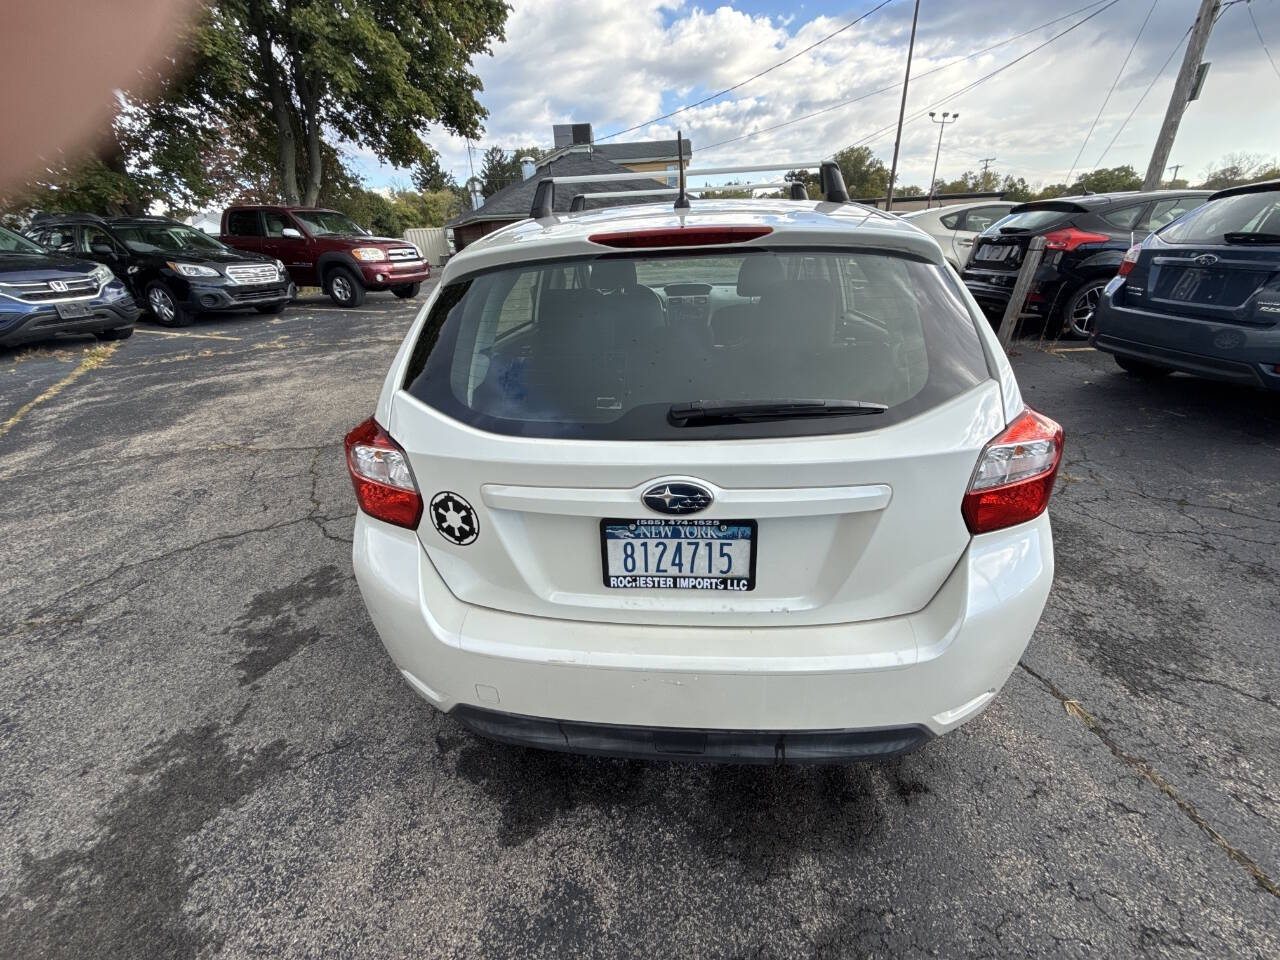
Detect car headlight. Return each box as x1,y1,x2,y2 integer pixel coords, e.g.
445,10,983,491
274,258,286,274
89,264,114,285
167,261,221,278
351,247,387,262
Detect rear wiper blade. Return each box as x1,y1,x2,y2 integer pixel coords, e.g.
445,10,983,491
1222,232,1280,244
668,398,888,425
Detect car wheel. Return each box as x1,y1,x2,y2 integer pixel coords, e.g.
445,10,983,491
325,267,365,307
93,326,134,341
145,282,193,327
255,302,287,315
1061,278,1107,340
391,282,422,299
1115,356,1173,378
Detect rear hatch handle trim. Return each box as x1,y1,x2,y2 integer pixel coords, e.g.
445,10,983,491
482,480,893,519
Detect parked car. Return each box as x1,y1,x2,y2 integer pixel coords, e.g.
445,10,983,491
1092,179,1280,391
899,200,1016,271
346,196,1063,763
220,205,429,308
962,189,1211,338
27,214,294,327
0,223,138,348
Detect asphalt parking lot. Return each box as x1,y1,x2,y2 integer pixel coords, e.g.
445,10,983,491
1,289,1277,959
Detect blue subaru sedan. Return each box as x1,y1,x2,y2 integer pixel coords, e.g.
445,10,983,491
0,224,139,348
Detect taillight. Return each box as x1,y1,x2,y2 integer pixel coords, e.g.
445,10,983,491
1043,227,1110,252
344,417,423,529
962,408,1064,534
588,226,772,248
1117,242,1142,277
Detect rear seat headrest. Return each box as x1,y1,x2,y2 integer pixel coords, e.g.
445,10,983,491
758,279,837,349
591,259,638,290
736,255,785,297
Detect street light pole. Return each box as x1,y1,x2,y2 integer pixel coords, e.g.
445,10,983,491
927,111,959,206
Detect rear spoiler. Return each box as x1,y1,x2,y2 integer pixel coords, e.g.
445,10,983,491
531,159,848,218
1208,179,1280,202
1008,200,1090,215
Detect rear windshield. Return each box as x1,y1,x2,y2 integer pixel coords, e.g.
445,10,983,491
1159,192,1280,244
988,210,1072,234
402,249,991,440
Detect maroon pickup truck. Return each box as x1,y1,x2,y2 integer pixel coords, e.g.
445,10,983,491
220,205,430,307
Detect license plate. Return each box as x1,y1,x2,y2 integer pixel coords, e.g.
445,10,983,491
55,301,91,319
601,518,756,590
976,244,1015,262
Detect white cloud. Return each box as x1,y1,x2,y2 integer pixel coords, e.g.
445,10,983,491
372,0,1280,191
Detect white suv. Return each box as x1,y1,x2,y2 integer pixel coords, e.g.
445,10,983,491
347,192,1062,763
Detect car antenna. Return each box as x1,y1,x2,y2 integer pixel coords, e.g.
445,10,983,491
674,131,690,211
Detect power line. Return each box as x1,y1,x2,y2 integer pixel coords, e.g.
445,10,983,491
1248,1,1280,83
698,0,1114,154
1063,0,1159,186
1090,29,1187,170
594,0,897,143
837,0,1123,156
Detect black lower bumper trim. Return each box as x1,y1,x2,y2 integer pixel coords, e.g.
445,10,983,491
0,302,138,347
450,704,931,764
1093,333,1268,388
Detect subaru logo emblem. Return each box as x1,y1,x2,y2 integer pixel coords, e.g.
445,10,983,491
642,481,713,515
1194,254,1219,266
48,280,68,292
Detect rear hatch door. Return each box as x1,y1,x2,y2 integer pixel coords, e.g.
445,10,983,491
964,202,1084,292
390,385,1005,628
389,244,1004,629
1128,190,1280,323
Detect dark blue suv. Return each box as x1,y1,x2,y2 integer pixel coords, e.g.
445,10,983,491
0,224,138,348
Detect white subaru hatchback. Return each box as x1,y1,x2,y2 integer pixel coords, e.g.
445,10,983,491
348,192,1062,763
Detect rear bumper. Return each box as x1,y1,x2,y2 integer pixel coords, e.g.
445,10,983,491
0,298,139,347
451,705,930,763
1093,296,1280,391
352,511,1054,759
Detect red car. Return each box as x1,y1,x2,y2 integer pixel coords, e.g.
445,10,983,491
220,205,430,307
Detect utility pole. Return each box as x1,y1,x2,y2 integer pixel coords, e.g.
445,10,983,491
927,112,959,206
1143,0,1219,190
979,156,997,190
1167,163,1182,184
885,0,921,212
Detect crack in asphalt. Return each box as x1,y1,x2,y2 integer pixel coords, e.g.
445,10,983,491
1018,662,1280,901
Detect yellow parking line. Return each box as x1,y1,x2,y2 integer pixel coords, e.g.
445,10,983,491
133,328,242,342
0,342,119,440
1051,347,1097,353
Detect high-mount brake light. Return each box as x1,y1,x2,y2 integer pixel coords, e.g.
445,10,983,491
961,408,1064,534
587,226,773,248
1117,242,1143,277
344,417,423,529
1043,227,1110,252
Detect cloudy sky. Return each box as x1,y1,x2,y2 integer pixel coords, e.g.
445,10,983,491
354,0,1280,191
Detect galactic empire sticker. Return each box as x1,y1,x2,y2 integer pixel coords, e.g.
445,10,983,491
430,491,478,545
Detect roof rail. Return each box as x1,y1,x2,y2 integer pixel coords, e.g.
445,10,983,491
531,157,848,218
30,211,111,225
568,180,810,212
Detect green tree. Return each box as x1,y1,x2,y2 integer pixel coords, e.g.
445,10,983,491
1070,165,1141,194
834,146,889,199
1197,153,1280,189
999,176,1034,202
479,145,547,196
235,0,507,206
